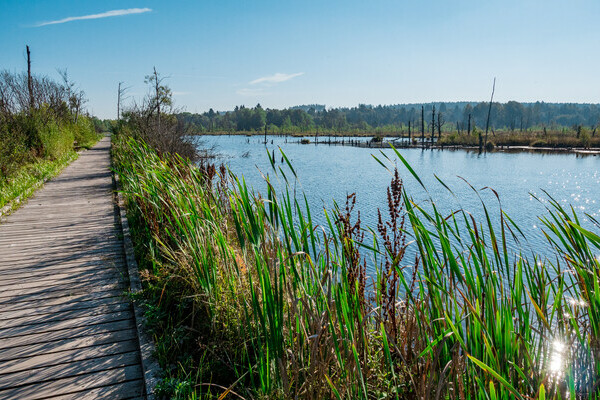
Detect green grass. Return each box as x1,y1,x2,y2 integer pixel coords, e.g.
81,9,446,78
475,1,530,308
114,134,600,399
0,150,78,212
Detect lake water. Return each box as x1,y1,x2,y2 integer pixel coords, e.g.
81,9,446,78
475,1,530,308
197,134,600,269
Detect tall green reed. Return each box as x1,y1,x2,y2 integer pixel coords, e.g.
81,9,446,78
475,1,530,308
114,134,600,399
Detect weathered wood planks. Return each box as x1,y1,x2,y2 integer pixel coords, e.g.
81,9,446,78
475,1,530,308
0,137,145,399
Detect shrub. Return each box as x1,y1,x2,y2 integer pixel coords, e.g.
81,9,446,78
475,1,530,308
0,121,28,179
72,117,98,148
580,129,591,148
39,120,73,159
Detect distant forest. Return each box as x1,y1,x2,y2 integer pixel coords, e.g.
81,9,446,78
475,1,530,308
177,101,600,134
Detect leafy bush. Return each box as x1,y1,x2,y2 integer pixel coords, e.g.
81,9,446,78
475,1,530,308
39,119,73,159
71,117,98,148
0,121,28,179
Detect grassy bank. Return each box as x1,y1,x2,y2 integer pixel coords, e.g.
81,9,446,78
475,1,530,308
115,133,600,399
438,129,600,149
0,115,101,213
0,150,78,211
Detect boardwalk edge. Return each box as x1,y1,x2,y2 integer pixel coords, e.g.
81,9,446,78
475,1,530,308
111,141,161,400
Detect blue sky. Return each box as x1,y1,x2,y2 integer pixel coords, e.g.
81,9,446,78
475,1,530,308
1,0,599,118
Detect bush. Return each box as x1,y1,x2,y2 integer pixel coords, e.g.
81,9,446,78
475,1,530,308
39,119,73,159
580,130,591,148
0,121,28,179
72,117,98,148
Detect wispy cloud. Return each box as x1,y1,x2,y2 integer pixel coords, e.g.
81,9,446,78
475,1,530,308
34,8,152,27
249,72,304,85
236,88,271,97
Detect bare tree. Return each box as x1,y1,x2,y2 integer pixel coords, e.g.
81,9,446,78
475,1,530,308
484,77,496,150
467,113,471,135
430,105,435,147
122,68,196,160
421,105,425,149
26,45,34,113
117,82,130,121
58,69,87,123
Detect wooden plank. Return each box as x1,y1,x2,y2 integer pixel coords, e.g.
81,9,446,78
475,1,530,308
0,310,134,340
0,269,124,291
0,329,137,362
0,339,140,375
0,351,140,390
0,258,125,273
0,364,143,400
35,379,145,400
0,268,126,288
0,302,131,330
0,282,127,306
0,319,135,350
0,294,123,321
0,290,126,314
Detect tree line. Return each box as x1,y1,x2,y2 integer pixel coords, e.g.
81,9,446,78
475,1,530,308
177,101,600,134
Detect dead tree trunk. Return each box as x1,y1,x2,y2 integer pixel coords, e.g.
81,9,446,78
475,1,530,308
117,82,122,121
430,105,436,148
27,45,34,112
484,77,496,151
421,106,425,149
468,114,472,135
153,67,161,131
408,120,412,144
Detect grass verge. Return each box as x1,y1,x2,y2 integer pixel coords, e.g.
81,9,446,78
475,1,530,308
0,150,78,213
0,132,102,215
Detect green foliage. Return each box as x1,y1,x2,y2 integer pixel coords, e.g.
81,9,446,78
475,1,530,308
71,117,99,148
0,150,77,210
39,119,74,159
0,120,29,178
581,129,592,148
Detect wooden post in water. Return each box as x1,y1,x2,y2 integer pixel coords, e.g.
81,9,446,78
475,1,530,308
430,105,435,148
408,120,412,145
421,106,425,149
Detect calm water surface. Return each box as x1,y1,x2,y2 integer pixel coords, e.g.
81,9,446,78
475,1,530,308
197,135,600,267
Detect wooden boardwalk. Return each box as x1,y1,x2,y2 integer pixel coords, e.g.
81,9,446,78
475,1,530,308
0,137,146,399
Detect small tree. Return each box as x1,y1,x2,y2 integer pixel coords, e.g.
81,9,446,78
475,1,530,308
121,68,196,160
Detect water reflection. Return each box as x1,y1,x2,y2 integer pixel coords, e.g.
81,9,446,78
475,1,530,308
549,340,565,374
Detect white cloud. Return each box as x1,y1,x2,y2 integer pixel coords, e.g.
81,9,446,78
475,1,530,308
34,8,152,27
249,72,304,85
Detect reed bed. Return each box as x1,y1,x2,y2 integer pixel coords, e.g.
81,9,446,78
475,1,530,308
113,134,600,399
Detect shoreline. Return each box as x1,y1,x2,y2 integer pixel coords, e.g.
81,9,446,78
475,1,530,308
195,133,600,155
